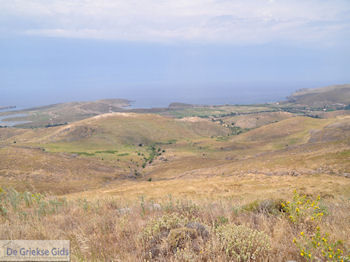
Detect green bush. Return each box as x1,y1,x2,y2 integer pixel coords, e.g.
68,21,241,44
242,199,284,215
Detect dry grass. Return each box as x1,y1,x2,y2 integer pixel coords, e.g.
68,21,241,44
67,173,350,203
0,146,125,194
0,188,349,261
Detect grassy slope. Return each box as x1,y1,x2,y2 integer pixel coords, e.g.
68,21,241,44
288,84,350,107
2,111,349,197
137,116,350,182
29,113,228,145
0,146,125,194
1,113,349,191
0,112,231,194
221,111,294,129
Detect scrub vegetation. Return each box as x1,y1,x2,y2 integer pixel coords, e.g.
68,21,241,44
0,187,349,261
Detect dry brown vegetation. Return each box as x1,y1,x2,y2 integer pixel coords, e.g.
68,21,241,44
0,187,349,261
0,94,349,261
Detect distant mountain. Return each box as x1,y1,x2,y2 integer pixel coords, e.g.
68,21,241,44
287,84,350,108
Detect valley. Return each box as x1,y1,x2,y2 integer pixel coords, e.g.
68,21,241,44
0,84,350,261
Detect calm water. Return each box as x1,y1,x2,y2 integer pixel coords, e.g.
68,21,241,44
123,83,300,108
0,113,30,127
1,82,333,110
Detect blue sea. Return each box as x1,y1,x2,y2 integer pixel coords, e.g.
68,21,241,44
0,81,337,110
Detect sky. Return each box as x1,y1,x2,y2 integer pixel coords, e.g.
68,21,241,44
1,0,350,108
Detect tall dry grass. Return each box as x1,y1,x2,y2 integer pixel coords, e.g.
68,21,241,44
0,188,349,261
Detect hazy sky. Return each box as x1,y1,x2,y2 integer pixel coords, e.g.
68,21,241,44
1,0,350,107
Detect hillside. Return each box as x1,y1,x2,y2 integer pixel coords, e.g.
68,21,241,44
0,112,231,193
287,84,350,108
5,112,229,146
0,98,130,128
1,109,349,194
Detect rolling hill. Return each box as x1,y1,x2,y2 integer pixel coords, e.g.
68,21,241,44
3,112,229,146
1,86,350,261
1,106,349,195
287,84,350,108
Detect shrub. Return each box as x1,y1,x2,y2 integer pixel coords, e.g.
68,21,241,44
284,191,349,261
167,227,198,251
141,214,209,259
142,214,189,243
242,200,260,212
242,199,284,215
216,224,271,261
294,227,349,261
282,190,326,223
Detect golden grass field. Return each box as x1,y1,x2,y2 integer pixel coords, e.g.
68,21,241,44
0,104,349,261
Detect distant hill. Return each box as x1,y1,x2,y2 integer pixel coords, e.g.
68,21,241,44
0,98,131,128
287,84,350,108
168,102,194,109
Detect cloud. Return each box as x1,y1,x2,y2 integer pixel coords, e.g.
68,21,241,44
0,0,349,45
